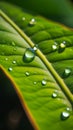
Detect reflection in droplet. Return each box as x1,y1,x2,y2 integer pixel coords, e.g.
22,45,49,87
29,18,36,26
61,111,70,120
25,72,30,76
52,93,57,98
23,48,35,63
8,67,13,72
63,68,71,78
12,60,16,64
33,46,37,51
41,80,46,86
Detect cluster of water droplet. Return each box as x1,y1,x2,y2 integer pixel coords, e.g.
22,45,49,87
52,41,66,53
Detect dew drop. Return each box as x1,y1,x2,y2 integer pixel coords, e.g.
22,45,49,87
33,46,37,51
52,44,57,51
61,111,70,120
58,42,66,53
63,68,71,78
5,58,8,61
23,48,35,63
8,67,13,72
34,81,37,85
22,17,25,21
12,42,15,46
66,107,70,111
29,18,36,26
25,72,30,76
12,60,16,64
41,80,46,86
52,93,57,98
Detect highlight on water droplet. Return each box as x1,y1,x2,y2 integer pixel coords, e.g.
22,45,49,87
62,68,71,78
8,67,13,72
25,72,30,76
61,111,70,120
12,60,16,64
23,48,35,63
52,93,57,98
29,18,36,26
33,46,37,51
41,80,47,86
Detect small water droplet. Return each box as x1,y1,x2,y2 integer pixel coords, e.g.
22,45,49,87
34,81,37,85
22,17,25,21
12,42,15,46
33,46,37,51
23,48,35,63
63,68,71,78
61,111,70,120
52,45,57,51
41,80,46,86
12,60,16,64
66,107,70,111
5,58,8,61
58,42,66,53
29,18,36,26
52,93,57,98
13,48,17,51
25,72,30,76
8,67,13,72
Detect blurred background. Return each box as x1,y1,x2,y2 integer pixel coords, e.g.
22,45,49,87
1,0,73,27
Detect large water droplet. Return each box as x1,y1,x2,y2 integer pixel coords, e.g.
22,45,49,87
61,111,70,120
8,67,13,72
52,93,57,98
63,68,71,78
41,80,47,86
23,48,35,63
25,72,30,76
29,18,36,26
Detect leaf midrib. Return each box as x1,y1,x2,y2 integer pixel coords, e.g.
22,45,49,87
0,10,73,106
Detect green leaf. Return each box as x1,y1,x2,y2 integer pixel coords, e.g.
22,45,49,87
0,2,73,130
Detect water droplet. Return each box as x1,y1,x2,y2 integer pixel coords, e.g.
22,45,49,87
22,17,25,21
12,60,16,64
66,107,70,111
34,81,37,85
52,93,57,98
41,80,46,86
58,42,66,53
23,48,35,63
52,45,57,51
8,67,13,72
12,42,15,46
5,58,8,61
29,18,36,26
63,68,71,78
25,72,30,76
13,48,17,51
33,46,37,51
61,111,70,120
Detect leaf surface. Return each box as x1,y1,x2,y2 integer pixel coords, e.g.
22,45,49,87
0,2,73,130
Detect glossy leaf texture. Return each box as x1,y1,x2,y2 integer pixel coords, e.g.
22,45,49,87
0,2,73,130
